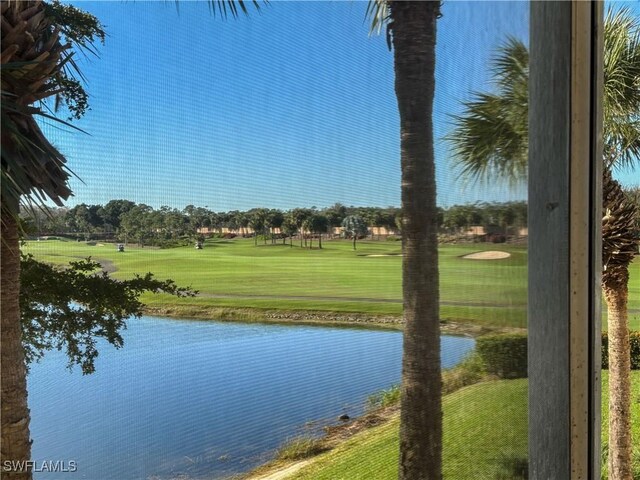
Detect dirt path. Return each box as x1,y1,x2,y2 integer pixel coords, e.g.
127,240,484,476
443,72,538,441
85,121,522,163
248,460,313,480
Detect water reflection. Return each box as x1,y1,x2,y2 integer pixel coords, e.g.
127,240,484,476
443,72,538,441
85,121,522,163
29,316,474,480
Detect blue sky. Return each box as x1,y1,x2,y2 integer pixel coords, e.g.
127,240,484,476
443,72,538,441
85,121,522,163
43,1,637,211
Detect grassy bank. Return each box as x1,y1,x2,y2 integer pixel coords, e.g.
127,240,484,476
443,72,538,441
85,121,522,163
273,380,528,480
271,371,639,480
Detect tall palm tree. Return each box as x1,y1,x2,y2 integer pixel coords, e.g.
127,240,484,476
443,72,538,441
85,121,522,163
447,8,640,479
2,2,104,477
373,2,443,477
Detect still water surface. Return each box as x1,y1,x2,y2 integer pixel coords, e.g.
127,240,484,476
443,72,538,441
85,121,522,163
28,316,474,480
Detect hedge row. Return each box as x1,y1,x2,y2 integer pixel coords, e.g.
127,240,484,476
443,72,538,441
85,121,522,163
476,334,528,379
601,331,640,370
476,331,640,379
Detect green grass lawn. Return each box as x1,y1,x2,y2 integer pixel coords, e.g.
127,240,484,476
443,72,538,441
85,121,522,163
22,238,640,329
285,371,640,480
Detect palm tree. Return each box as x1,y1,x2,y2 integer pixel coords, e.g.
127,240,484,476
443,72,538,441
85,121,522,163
267,209,284,244
290,207,312,248
447,9,640,478
281,215,298,246
384,4,442,477
1,2,104,477
304,214,329,249
248,208,268,246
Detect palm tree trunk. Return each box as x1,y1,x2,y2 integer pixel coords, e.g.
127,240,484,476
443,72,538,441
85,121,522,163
601,169,637,480
1,205,33,480
389,2,442,479
318,233,322,249
604,278,632,480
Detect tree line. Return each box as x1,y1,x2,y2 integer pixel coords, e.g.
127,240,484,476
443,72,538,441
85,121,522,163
21,200,543,246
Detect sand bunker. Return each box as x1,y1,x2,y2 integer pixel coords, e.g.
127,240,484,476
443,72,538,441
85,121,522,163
463,251,511,260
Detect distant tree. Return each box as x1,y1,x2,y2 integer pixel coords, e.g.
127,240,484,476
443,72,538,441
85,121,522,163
225,210,241,234
324,203,347,228
183,205,211,234
66,204,104,239
162,208,189,240
21,206,68,237
238,212,250,237
119,204,152,246
511,201,528,229
290,208,313,248
371,207,400,238
394,211,403,235
20,255,195,374
248,208,269,246
267,209,284,243
342,215,368,250
303,214,329,249
302,217,313,249
98,200,136,232
281,217,298,247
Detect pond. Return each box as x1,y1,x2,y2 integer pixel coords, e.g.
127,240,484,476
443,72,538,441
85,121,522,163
28,316,474,480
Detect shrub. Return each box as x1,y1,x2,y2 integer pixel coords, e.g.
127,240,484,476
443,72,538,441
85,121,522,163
157,239,191,249
488,233,507,243
493,453,528,479
442,351,487,394
366,351,489,411
274,437,327,461
476,333,528,379
601,331,640,370
367,385,401,410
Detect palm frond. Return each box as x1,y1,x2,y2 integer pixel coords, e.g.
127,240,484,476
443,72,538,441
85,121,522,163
604,117,640,170
447,6,640,187
1,94,75,208
1,1,103,219
446,40,528,186
603,7,640,170
365,0,389,36
206,0,264,19
491,36,529,92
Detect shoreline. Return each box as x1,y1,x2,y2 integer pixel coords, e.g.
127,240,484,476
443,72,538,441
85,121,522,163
242,404,402,480
143,304,526,337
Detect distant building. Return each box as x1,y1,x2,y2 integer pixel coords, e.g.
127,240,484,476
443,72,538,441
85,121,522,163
463,225,528,238
464,225,487,236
